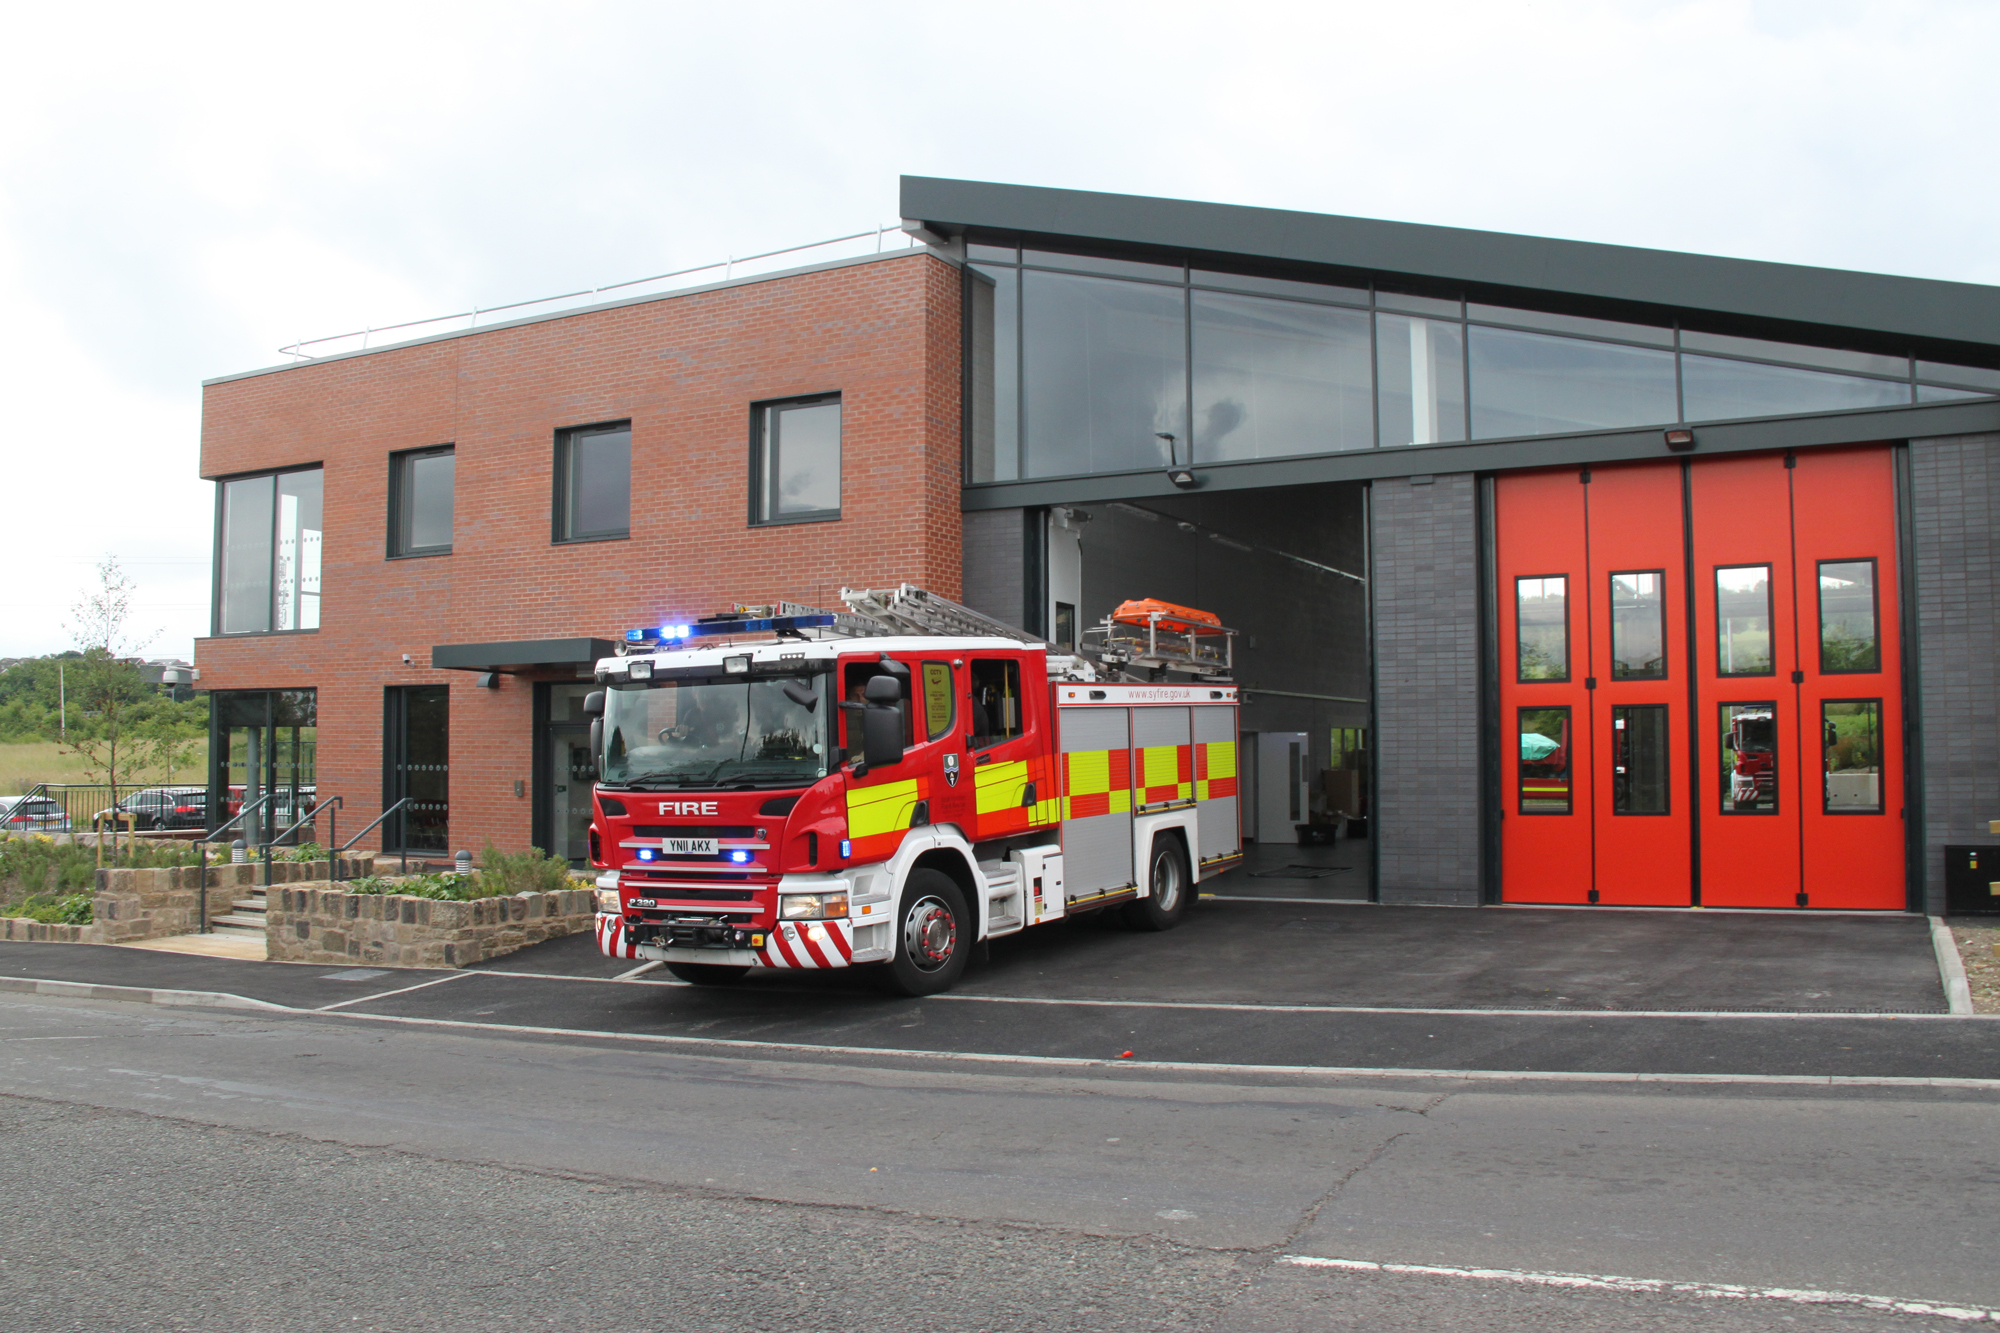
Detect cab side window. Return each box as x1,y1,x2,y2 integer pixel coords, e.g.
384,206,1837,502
920,662,955,741
968,659,1024,750
842,663,914,750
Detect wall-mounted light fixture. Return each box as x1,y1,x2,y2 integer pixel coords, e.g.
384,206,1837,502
1664,428,1696,452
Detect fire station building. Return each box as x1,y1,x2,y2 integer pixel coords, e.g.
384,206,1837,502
196,176,2000,914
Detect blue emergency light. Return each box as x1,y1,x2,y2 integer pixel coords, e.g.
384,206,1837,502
625,612,838,646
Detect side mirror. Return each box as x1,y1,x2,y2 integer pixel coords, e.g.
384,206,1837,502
864,675,902,705
862,706,905,770
589,718,603,760
783,680,819,712
583,690,606,717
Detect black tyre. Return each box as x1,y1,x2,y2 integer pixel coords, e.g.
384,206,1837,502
1123,836,1192,932
665,962,750,985
881,869,971,996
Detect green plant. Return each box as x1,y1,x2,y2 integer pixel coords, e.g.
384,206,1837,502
6,892,92,925
470,841,576,897
0,832,201,901
284,842,327,863
342,871,474,901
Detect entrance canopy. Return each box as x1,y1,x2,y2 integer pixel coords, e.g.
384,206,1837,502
431,638,616,674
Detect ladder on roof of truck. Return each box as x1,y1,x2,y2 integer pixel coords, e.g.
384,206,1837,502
840,584,1045,644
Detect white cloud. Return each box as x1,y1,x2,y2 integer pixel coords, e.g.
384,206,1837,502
0,0,1995,659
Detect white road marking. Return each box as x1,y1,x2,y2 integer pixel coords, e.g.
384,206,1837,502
611,961,666,981
1279,1254,1999,1322
314,972,476,1012
931,990,1978,1021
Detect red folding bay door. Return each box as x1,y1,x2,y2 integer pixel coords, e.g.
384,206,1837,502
1495,448,1903,909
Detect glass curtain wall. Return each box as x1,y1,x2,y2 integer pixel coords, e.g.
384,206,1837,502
964,243,2000,485
208,690,317,844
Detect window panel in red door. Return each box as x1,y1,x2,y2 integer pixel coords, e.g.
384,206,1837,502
1496,469,1593,903
1690,454,1803,907
1790,447,1903,909
1583,461,1690,905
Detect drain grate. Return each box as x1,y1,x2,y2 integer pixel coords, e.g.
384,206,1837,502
1247,865,1350,879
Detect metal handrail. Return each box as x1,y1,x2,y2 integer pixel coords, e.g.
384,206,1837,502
270,794,341,850
279,224,918,360
335,798,412,881
193,793,272,933
197,794,273,845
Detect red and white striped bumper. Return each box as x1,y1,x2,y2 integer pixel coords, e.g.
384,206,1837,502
594,911,856,968
595,912,641,961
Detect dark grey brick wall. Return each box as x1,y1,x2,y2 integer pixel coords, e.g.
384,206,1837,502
1370,474,1482,905
1909,433,2000,913
961,508,1025,630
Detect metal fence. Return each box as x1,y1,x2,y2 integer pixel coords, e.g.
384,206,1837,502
0,784,320,846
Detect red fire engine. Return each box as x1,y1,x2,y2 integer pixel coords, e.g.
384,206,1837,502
586,586,1242,995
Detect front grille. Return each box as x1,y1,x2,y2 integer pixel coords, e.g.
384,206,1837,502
632,825,759,839
629,869,766,883
634,887,756,902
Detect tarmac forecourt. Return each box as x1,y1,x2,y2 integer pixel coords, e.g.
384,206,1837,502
0,894,1992,1086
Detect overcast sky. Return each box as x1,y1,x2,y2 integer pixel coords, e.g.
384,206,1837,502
1,0,1993,662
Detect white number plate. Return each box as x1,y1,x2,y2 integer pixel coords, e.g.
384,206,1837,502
662,838,717,856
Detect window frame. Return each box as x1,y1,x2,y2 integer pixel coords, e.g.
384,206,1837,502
1609,703,1671,816
1714,564,1777,677
1514,574,1571,684
210,464,324,638
1608,569,1669,681
552,420,633,545
1816,557,1882,675
1820,697,1886,816
1718,701,1781,816
1517,705,1573,815
387,444,456,559
919,662,956,742
749,393,843,527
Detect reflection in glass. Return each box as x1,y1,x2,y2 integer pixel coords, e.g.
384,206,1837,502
1467,305,1673,346
1612,705,1669,815
275,470,323,631
1610,572,1667,679
1715,566,1773,675
1721,703,1778,813
1192,270,1368,306
1517,576,1568,681
1022,249,1183,283
758,402,840,519
1681,355,1910,422
1818,560,1879,672
395,449,454,554
1918,383,1992,403
1519,707,1572,814
1916,361,2000,392
1022,270,1187,478
1822,700,1883,814
1378,314,1466,448
966,242,1018,263
1470,326,1678,439
1377,289,1461,318
966,265,1019,482
220,475,275,635
1679,331,1909,379
1192,291,1372,461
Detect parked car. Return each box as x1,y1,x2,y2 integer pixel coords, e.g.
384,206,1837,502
0,796,71,833
95,788,208,832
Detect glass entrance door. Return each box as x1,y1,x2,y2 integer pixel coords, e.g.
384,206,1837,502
1497,447,1903,908
384,685,449,854
540,684,599,867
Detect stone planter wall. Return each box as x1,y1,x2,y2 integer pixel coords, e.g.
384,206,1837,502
266,886,596,968
0,856,379,946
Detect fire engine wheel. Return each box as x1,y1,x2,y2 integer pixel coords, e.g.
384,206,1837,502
664,963,750,985
1124,837,1191,932
882,870,970,997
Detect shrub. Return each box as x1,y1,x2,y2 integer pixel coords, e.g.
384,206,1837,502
284,842,326,863
470,841,583,897
7,892,93,925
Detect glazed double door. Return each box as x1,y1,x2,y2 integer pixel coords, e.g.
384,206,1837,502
1496,448,1904,909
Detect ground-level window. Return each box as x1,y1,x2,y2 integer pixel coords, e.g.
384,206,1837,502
1822,700,1883,814
385,685,449,853
1518,707,1571,813
207,689,317,844
1720,703,1778,813
217,468,322,634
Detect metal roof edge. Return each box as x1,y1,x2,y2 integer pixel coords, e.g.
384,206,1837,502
902,176,2000,350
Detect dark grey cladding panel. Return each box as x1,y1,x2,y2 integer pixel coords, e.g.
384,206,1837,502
903,176,2000,351
961,508,1026,631
1907,432,2000,913
1370,474,1482,900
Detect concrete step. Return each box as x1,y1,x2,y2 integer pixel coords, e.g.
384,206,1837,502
204,923,264,941
230,898,267,915
207,913,266,932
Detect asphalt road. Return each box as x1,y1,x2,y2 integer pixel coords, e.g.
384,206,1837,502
4,991,1998,1331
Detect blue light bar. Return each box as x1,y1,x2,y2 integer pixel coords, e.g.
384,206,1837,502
623,613,837,646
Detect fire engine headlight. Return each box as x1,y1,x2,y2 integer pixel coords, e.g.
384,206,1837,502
595,889,621,914
779,892,849,920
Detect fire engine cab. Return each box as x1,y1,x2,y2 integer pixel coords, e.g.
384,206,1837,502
586,585,1242,995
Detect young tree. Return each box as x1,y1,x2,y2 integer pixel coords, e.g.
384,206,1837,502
57,560,158,793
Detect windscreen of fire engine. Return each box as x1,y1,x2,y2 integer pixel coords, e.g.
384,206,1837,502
1720,702,1778,814
1518,706,1571,814
600,675,832,789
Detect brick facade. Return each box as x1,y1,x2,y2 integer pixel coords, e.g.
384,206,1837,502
198,251,964,856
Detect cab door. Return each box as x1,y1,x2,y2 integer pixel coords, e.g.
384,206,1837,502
966,652,1057,842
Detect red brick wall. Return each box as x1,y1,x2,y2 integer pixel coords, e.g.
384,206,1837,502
196,252,965,856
